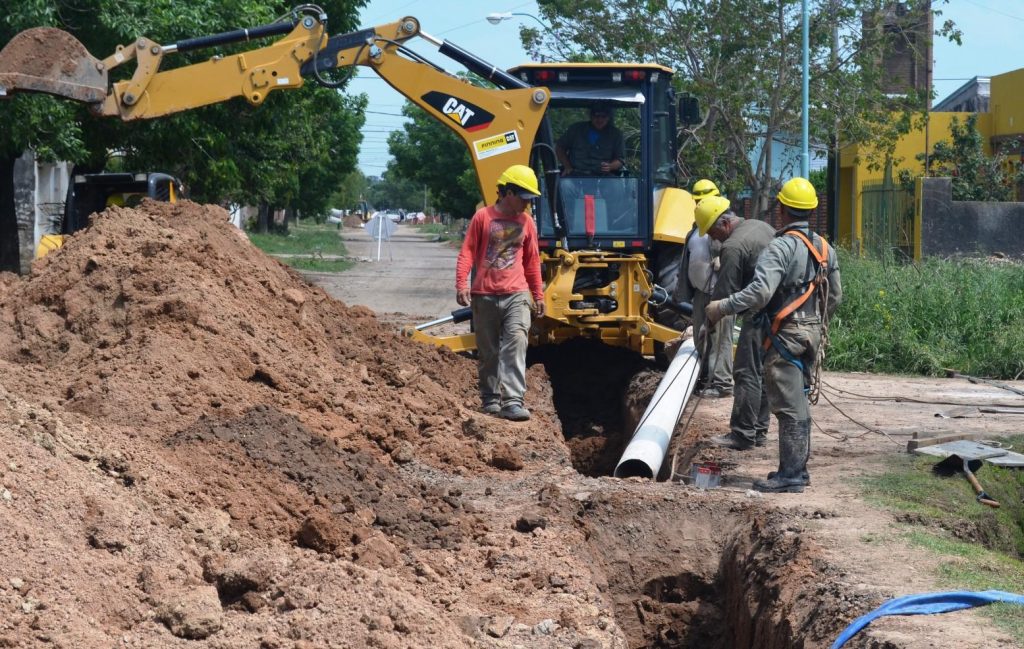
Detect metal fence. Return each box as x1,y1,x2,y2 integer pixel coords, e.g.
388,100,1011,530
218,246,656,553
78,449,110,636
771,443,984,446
861,179,915,258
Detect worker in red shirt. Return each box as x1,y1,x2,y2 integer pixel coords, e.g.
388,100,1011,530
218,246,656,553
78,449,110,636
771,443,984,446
456,165,546,421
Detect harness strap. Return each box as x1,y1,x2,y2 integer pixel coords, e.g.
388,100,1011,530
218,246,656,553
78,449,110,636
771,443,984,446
762,231,829,351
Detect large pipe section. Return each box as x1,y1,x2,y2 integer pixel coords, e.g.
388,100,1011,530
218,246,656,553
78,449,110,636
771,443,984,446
614,338,700,479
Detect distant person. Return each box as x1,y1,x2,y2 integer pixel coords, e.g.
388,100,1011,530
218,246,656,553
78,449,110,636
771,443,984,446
455,165,545,422
706,178,842,493
695,195,775,450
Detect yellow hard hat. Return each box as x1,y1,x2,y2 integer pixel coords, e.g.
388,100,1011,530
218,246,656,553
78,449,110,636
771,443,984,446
105,193,126,207
497,164,541,198
691,179,720,201
778,177,818,210
695,195,731,236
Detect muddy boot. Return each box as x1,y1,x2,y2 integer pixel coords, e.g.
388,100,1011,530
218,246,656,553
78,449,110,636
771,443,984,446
754,430,767,447
708,432,754,451
481,401,501,415
753,418,809,493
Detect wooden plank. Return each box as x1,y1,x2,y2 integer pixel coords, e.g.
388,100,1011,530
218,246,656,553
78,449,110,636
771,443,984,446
906,432,985,452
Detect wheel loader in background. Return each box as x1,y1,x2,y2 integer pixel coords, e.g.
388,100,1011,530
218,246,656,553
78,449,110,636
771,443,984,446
0,4,697,358
35,171,184,259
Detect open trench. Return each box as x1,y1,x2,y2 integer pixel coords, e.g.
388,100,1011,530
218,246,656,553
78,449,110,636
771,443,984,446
530,339,859,648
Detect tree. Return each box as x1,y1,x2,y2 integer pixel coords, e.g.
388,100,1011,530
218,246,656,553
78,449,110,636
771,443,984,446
387,102,481,218
365,165,427,212
918,114,1023,202
528,0,959,217
0,0,367,264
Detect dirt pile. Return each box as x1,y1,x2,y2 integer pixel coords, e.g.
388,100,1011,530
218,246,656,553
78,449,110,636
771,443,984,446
0,200,599,647
0,199,869,648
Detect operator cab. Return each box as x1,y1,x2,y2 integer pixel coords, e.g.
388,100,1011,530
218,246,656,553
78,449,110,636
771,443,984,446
510,63,677,254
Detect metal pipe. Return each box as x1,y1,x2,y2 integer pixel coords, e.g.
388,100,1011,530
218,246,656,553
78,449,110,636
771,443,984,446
614,338,700,479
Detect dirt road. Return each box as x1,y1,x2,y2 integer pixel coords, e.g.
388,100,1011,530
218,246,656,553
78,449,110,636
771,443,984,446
305,222,459,324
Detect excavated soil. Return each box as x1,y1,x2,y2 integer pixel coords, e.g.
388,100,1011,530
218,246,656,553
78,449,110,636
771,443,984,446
0,200,874,647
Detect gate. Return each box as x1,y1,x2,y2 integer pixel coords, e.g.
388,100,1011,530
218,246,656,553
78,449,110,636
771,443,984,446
861,174,915,258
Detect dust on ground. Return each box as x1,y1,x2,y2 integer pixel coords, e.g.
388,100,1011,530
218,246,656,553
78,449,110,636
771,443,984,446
0,200,1020,648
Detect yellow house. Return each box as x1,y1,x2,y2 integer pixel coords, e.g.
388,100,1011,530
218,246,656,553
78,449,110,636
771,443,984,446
838,66,1024,256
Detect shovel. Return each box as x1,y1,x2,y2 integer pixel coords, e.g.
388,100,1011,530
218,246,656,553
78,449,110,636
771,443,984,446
932,451,1002,509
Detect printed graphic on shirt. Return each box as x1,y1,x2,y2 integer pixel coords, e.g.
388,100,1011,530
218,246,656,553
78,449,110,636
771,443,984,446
484,219,524,271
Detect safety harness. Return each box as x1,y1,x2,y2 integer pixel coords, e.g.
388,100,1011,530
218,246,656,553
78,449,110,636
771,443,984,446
760,227,832,400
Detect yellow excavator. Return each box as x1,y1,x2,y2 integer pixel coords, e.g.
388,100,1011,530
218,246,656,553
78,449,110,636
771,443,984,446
0,5,697,357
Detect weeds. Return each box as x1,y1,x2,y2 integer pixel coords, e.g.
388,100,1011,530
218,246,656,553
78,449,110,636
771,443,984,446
828,250,1024,379
248,221,352,272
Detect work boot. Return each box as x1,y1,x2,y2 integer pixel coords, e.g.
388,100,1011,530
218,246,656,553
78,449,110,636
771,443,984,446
754,430,767,447
482,402,501,415
753,418,809,493
698,387,732,399
708,432,754,451
500,404,531,421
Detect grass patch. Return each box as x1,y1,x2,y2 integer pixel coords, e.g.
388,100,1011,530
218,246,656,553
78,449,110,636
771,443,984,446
248,221,353,272
282,257,354,273
414,221,462,243
248,220,347,256
827,250,1024,379
862,443,1024,641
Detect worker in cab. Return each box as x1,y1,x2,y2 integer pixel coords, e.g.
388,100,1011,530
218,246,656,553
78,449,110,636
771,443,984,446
705,178,842,493
455,165,545,422
696,195,775,451
556,103,624,177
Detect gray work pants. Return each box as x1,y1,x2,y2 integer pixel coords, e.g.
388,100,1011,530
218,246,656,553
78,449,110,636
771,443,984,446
764,318,822,422
692,290,734,391
472,292,532,407
730,318,770,443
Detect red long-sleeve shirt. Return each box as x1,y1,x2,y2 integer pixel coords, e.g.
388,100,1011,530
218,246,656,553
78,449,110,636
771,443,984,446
455,205,544,302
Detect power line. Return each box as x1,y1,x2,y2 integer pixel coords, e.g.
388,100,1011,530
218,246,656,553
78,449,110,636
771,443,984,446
960,0,1024,22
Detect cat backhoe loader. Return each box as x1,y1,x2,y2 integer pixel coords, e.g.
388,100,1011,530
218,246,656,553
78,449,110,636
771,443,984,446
0,5,697,357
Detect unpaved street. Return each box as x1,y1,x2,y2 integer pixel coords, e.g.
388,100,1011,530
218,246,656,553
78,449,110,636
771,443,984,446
305,223,459,323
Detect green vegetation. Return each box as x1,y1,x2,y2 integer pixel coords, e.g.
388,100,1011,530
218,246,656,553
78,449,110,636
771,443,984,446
248,221,352,273
827,250,1024,379
862,447,1024,640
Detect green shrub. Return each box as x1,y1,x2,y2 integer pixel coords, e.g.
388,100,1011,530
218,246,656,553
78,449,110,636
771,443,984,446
827,250,1024,379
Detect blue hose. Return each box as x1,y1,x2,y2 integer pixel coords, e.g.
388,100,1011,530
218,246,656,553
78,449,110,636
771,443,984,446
832,590,1024,649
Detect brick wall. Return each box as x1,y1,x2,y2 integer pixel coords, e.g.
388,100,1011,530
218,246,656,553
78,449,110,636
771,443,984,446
734,194,830,235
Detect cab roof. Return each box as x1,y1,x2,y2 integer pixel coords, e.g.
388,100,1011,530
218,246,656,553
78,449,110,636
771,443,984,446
509,62,674,74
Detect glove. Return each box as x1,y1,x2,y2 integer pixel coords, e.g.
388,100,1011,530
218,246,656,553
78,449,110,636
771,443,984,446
705,299,726,325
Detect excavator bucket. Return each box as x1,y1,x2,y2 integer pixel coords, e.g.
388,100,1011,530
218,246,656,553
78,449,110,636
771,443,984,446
0,28,107,102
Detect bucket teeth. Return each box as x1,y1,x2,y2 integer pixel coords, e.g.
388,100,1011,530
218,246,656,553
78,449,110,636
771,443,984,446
0,27,107,103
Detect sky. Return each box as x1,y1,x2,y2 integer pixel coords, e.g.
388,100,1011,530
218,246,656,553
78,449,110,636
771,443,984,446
348,0,1024,176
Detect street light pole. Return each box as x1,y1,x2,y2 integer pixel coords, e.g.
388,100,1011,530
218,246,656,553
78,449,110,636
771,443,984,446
801,0,810,178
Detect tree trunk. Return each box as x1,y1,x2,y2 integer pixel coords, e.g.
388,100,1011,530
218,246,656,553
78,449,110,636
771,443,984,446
257,201,270,234
0,153,20,273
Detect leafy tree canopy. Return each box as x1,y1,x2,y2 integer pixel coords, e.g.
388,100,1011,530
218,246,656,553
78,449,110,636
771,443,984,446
2,0,368,216
528,0,960,215
387,101,481,218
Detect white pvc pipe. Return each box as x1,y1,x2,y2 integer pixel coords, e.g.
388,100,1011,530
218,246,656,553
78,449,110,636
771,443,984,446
614,339,700,479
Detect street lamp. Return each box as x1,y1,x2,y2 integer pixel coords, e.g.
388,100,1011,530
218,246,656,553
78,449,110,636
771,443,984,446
485,12,549,32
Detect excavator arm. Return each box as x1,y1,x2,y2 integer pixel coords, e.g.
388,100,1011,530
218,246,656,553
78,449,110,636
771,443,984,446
0,7,548,200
